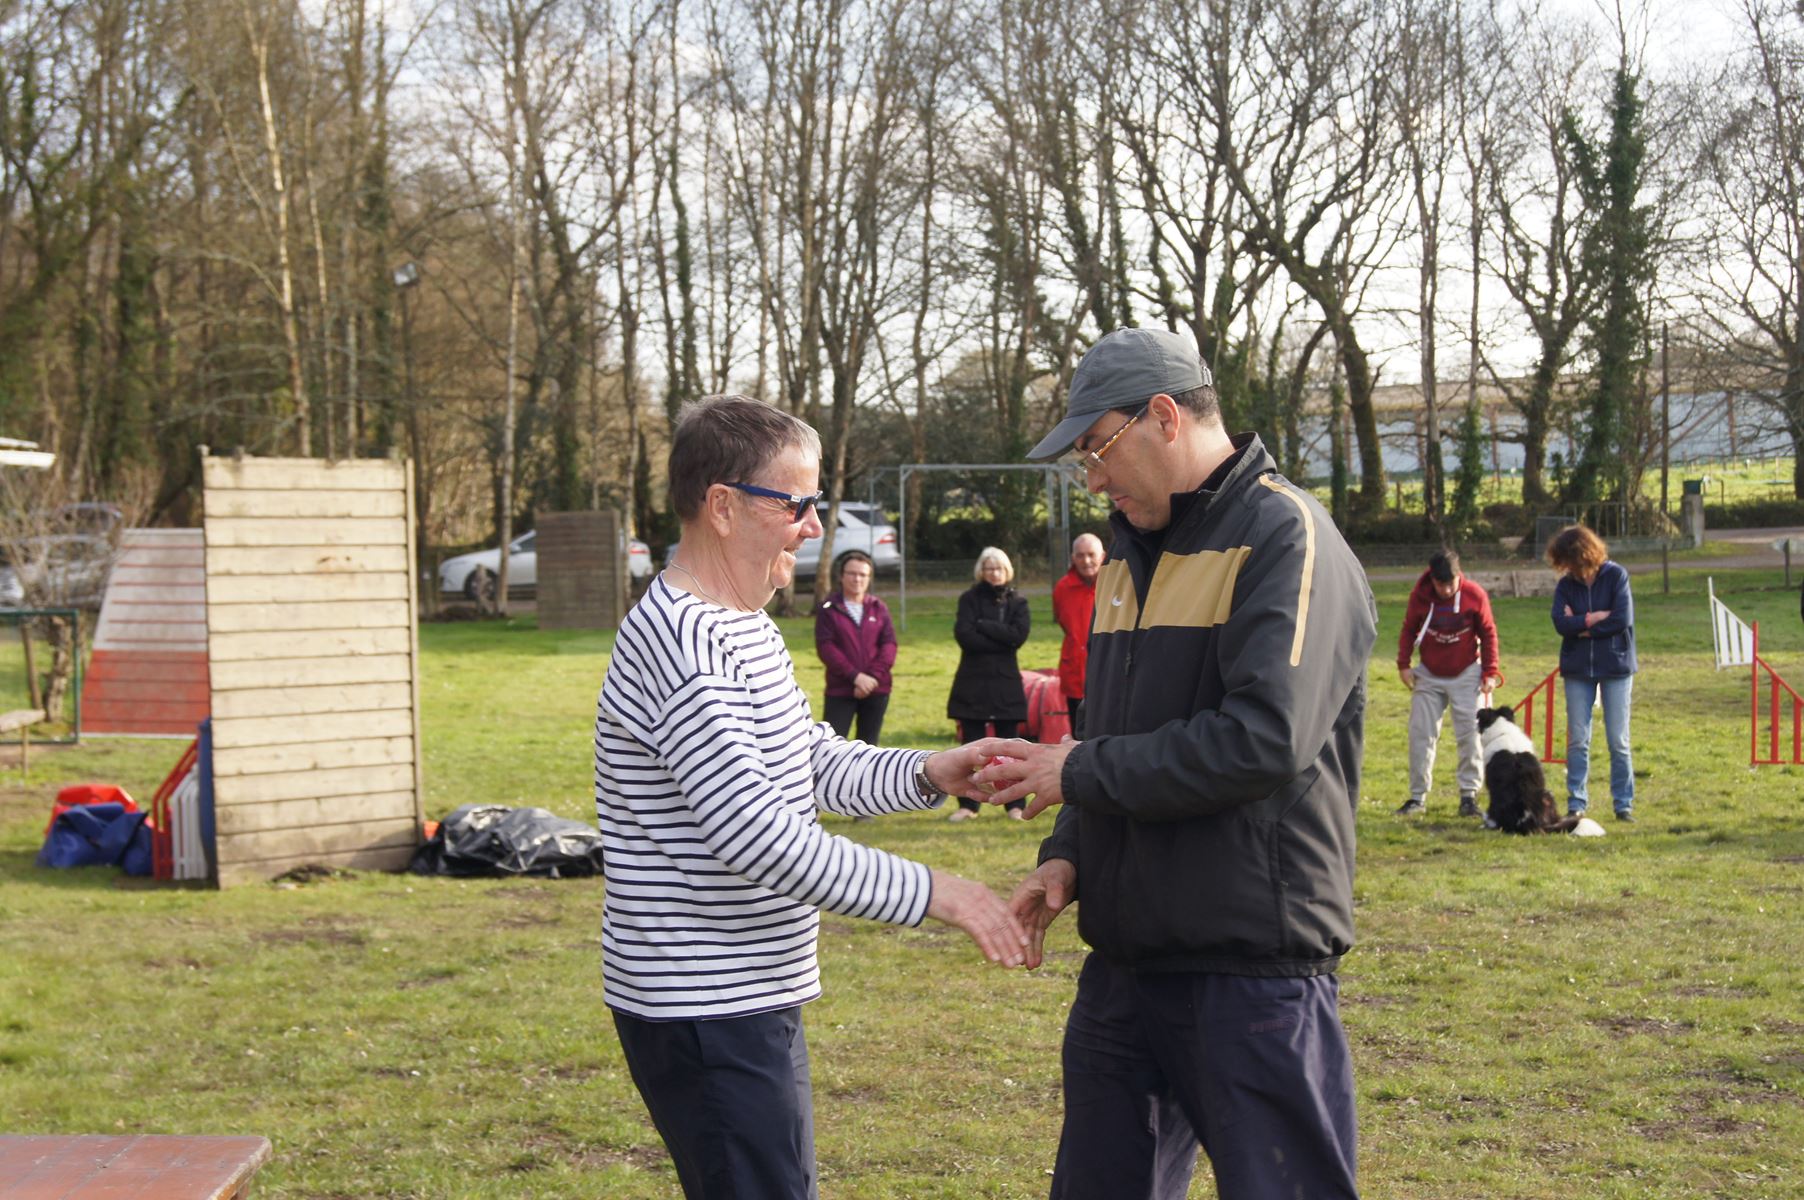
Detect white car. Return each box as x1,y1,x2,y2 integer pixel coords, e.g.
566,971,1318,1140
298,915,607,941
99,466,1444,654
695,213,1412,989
665,503,901,579
0,534,114,609
438,530,652,602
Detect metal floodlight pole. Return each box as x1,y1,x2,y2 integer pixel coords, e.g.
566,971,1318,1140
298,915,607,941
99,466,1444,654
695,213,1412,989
902,460,916,627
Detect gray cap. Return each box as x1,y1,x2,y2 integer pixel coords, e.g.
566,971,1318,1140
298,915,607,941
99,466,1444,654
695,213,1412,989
1027,327,1213,461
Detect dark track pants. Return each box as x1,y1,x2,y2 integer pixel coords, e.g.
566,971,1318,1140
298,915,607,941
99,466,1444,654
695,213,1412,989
823,692,889,746
613,1006,818,1200
1050,955,1359,1200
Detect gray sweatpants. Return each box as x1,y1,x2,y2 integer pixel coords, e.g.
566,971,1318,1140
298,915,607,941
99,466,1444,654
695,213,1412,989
1408,659,1483,802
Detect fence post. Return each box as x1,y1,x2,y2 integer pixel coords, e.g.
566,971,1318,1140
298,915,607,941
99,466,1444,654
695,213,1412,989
1751,621,1760,766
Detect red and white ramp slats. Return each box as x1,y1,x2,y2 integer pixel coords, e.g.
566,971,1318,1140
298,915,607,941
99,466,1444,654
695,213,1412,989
85,529,209,737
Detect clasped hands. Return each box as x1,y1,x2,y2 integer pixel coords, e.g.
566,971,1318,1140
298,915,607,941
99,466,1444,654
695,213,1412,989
918,738,1079,970
929,735,1073,820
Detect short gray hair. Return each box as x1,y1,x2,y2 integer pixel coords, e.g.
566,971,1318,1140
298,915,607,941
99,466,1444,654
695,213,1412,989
973,546,1014,584
668,395,821,521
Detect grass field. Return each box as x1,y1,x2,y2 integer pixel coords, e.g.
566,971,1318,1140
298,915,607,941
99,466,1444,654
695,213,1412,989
1332,454,1801,513
2,567,1802,1198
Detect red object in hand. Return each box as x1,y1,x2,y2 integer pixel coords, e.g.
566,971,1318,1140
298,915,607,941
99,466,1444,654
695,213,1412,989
981,755,1020,794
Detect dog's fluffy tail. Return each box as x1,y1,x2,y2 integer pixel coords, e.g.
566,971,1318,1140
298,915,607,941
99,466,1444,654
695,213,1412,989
1538,799,1580,834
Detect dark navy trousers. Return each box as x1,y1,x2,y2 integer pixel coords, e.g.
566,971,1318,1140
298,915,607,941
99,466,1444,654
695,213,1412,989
613,1005,818,1200
1050,954,1359,1200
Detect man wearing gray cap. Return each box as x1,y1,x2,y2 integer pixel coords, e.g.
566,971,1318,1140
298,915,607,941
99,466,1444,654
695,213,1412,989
977,327,1377,1199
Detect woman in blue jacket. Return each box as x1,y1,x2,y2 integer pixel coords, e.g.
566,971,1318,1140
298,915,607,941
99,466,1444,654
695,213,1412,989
1547,525,1637,821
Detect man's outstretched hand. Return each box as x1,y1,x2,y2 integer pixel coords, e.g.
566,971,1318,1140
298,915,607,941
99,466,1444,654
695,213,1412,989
1009,858,1076,969
973,740,1075,819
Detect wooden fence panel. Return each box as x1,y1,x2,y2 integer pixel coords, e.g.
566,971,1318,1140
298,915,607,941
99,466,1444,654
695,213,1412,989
202,455,424,887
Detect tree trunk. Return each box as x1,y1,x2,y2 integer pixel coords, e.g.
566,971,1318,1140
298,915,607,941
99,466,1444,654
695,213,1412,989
248,6,308,456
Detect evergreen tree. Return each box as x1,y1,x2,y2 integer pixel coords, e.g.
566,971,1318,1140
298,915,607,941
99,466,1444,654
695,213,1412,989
1450,397,1486,530
1564,64,1654,507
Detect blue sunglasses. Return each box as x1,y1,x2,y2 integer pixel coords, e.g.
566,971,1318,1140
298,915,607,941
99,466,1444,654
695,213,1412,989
727,482,825,522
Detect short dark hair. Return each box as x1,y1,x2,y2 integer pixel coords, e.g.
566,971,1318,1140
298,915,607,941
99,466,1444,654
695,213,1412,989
668,394,821,521
1429,550,1460,582
837,550,874,577
1170,383,1220,423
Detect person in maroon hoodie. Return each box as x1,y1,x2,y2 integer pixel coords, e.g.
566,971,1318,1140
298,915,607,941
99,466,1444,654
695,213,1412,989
1395,550,1502,817
815,551,898,748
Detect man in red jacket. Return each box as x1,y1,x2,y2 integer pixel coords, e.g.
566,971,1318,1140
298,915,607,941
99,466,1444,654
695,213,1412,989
1396,550,1502,818
1051,533,1103,738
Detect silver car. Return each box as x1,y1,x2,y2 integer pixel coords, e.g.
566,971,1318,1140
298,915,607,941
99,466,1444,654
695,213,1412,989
0,534,114,609
665,503,901,579
438,530,652,601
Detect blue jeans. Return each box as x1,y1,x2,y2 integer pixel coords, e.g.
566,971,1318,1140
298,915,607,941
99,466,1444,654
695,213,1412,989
1564,674,1634,814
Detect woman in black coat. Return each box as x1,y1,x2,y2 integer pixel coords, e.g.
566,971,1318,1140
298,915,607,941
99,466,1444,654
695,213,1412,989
947,546,1031,820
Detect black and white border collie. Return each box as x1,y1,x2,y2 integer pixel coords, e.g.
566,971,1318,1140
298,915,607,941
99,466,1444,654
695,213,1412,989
1477,706,1600,835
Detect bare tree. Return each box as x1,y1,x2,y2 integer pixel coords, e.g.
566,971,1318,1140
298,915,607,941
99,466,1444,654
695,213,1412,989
1450,0,1510,528
1200,0,1405,520
1695,0,1804,494
1123,0,1273,409
1389,0,1463,534
1481,9,1600,507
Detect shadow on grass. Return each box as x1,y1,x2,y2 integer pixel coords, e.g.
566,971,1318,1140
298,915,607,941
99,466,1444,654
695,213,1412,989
0,848,166,892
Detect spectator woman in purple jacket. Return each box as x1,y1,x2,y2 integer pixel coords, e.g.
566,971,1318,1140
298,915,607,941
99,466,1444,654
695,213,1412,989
815,551,898,746
1547,525,1638,822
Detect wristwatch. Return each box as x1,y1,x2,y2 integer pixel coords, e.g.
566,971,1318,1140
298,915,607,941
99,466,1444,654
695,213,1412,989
913,757,947,806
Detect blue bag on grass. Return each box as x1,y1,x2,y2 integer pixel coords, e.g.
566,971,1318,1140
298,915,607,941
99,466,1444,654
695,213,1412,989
37,802,154,875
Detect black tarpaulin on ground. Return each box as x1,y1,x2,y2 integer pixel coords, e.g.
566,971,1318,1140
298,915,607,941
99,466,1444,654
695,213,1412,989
409,804,604,878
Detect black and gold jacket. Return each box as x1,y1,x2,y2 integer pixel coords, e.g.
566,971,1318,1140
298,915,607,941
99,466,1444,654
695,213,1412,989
1039,434,1377,976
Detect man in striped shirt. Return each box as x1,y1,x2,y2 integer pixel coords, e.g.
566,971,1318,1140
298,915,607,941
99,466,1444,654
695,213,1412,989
596,394,1026,1200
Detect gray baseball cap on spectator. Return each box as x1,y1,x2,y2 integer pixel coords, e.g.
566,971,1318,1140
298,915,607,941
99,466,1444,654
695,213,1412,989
1026,327,1214,461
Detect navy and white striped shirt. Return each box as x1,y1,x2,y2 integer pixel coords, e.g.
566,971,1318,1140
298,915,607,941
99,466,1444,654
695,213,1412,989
595,576,938,1020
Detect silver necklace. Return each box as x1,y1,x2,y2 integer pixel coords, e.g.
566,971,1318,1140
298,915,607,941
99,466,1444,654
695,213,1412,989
664,560,735,609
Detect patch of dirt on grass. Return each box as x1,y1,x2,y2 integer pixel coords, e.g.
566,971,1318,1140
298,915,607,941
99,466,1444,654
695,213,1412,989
1684,1065,1804,1106
496,909,563,929
255,919,369,947
547,1064,599,1081
396,968,460,989
1673,983,1760,997
516,1130,669,1172
1591,1014,1695,1036
143,956,209,971
1349,1028,1440,1069
1559,899,1631,921
1341,992,1408,1008
1634,1114,1764,1141
878,921,954,941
